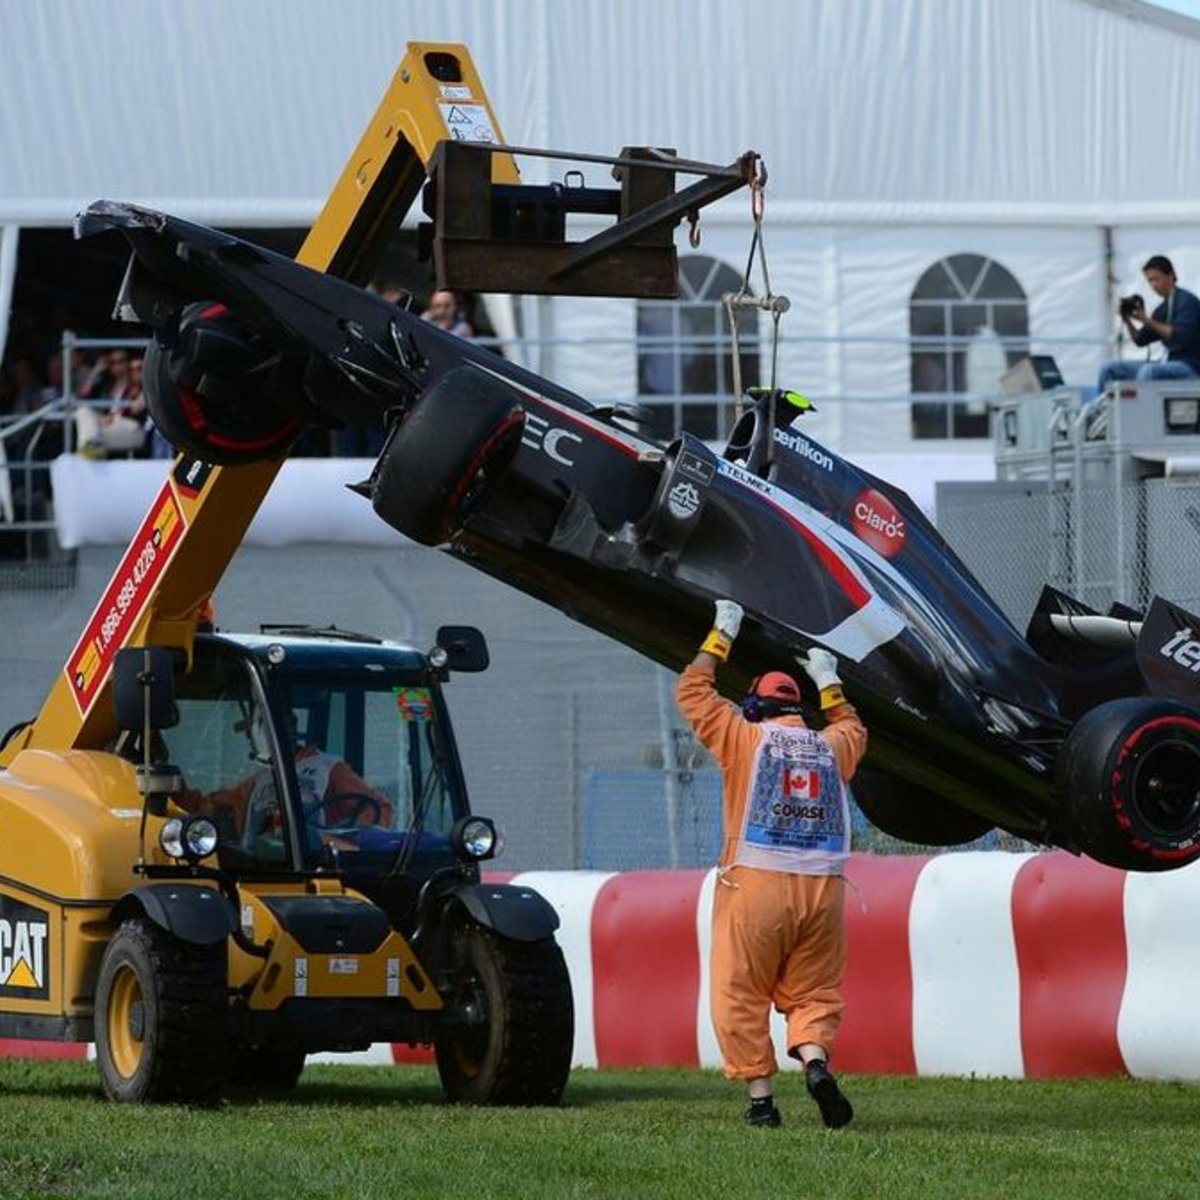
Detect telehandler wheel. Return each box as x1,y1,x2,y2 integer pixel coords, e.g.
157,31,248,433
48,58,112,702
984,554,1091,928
230,1045,307,1091
94,917,232,1105
371,367,525,546
435,923,573,1106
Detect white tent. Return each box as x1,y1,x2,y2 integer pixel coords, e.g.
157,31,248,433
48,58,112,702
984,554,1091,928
4,0,1200,453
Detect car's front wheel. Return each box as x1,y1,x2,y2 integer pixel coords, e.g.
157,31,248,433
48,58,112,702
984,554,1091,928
145,302,303,464
370,368,525,546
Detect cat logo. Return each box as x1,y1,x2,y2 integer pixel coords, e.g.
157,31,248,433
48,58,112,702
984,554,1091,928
0,896,50,1000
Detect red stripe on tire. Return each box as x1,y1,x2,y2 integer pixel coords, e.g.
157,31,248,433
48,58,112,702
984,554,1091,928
1012,854,1128,1078
837,854,929,1074
591,869,707,1068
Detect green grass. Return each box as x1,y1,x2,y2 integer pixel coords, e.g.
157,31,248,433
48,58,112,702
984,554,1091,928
0,1061,1197,1200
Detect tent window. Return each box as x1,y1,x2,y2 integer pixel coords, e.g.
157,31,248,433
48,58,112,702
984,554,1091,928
910,253,1028,439
637,256,759,442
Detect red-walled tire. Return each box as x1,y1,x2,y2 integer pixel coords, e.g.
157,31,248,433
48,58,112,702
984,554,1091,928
145,303,304,465
1059,697,1200,871
370,367,524,546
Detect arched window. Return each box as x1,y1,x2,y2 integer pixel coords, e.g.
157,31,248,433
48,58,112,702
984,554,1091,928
910,254,1028,439
637,255,759,441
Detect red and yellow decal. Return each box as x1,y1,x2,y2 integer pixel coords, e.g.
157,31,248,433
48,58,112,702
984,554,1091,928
64,482,188,717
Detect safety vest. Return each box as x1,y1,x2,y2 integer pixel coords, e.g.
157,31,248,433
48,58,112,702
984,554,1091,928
732,723,849,876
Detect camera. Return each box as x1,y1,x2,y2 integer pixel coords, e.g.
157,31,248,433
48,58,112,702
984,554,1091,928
1119,293,1145,318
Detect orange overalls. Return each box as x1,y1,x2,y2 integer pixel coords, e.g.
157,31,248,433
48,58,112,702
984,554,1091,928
677,661,867,1080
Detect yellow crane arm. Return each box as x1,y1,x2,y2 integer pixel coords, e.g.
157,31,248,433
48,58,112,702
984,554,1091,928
2,42,516,759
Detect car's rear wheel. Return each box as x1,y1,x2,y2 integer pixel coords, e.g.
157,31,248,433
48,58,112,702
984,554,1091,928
370,367,524,545
852,766,994,847
145,302,304,464
434,924,573,1106
1058,697,1200,871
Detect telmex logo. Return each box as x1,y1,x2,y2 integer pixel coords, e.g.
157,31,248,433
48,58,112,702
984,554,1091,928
772,428,834,471
852,489,907,558
0,899,49,998
1160,628,1200,672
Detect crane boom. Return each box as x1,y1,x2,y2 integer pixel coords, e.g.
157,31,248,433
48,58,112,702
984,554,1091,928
1,41,516,760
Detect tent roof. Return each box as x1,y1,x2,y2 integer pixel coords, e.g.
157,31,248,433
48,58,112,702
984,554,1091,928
3,0,1200,226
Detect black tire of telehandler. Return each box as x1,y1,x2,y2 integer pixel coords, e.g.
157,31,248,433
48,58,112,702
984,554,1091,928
94,917,231,1105
230,1045,307,1091
144,304,303,465
852,766,994,847
1058,697,1200,871
434,924,574,1106
371,368,525,546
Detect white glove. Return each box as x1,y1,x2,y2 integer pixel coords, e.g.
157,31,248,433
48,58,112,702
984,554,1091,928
796,647,841,692
700,600,744,662
712,600,744,640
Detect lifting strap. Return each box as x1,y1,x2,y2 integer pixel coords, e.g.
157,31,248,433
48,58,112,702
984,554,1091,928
722,157,791,468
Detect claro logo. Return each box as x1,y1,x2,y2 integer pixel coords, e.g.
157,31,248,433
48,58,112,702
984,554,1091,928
852,489,907,558
1160,627,1200,672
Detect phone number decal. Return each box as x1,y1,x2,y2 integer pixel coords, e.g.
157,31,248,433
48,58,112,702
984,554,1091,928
65,484,188,717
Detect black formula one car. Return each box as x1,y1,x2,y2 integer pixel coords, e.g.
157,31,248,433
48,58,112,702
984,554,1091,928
80,201,1200,872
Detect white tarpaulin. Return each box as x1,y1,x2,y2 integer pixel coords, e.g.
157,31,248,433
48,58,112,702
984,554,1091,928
49,456,407,549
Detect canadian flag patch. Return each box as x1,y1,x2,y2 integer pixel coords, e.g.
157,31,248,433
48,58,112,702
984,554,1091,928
782,768,821,799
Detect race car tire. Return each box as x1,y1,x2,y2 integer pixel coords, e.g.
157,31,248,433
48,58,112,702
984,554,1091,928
1058,697,1200,871
434,923,573,1106
371,367,525,546
145,302,304,465
852,766,994,847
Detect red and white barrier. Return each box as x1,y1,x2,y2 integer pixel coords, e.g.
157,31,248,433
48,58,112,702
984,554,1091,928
6,853,1199,1079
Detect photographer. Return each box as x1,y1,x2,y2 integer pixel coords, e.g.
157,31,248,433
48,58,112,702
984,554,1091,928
1097,255,1200,393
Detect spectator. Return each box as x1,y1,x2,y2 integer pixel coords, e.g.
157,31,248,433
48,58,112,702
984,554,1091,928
422,290,474,339
9,354,46,416
76,349,147,458
1097,255,1200,392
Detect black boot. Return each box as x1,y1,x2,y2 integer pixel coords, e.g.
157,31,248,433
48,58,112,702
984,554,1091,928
804,1060,853,1129
744,1095,782,1128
